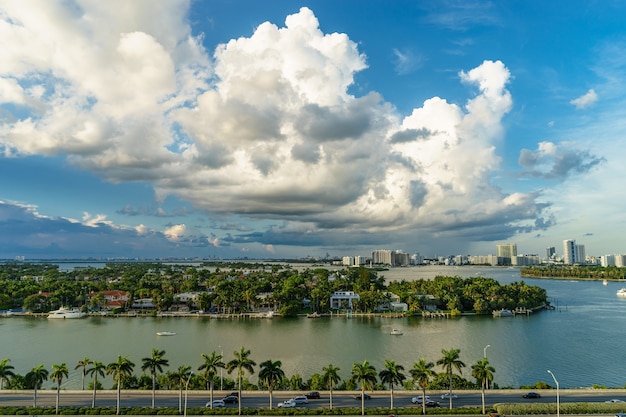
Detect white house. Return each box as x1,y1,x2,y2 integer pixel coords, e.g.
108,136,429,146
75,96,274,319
330,291,360,310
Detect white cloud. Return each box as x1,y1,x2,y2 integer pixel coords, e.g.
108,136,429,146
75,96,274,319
0,5,555,255
570,88,598,109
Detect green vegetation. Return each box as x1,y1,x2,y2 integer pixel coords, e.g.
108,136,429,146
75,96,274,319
521,264,626,280
0,262,548,317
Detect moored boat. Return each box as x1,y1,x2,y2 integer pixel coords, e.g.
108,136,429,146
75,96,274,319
47,307,86,319
492,309,513,317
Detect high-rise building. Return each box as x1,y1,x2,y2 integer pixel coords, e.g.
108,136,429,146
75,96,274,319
496,243,517,265
546,246,556,259
563,239,585,264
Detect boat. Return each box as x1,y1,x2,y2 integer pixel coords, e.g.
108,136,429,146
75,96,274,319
156,331,176,336
603,279,608,286
617,288,626,298
492,309,513,317
47,307,86,319
307,312,320,318
390,329,403,335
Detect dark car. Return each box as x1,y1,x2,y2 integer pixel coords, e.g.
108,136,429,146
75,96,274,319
523,392,541,399
353,393,371,400
305,391,320,399
424,400,440,408
223,395,238,404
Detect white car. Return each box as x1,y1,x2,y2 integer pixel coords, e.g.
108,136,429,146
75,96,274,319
605,399,624,403
293,395,309,404
278,399,297,408
411,395,430,404
206,399,225,408
441,393,458,399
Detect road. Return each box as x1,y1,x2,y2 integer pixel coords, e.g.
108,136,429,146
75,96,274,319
1,389,626,410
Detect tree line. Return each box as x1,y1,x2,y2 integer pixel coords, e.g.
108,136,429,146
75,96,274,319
0,346,496,415
0,262,548,316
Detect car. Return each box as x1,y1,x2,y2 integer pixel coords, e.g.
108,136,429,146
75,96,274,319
523,392,541,399
353,393,371,400
225,391,239,397
277,399,297,408
223,395,238,404
616,413,626,417
206,400,225,408
292,395,309,404
441,393,458,399
424,400,441,408
305,391,320,399
488,413,501,417
411,395,430,404
605,399,624,403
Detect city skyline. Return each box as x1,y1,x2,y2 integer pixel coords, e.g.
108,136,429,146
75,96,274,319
1,1,625,260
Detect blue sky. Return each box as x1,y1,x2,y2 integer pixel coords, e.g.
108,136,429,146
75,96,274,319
0,0,624,260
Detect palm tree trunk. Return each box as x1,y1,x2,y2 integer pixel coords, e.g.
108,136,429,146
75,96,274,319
448,371,453,409
56,382,60,414
390,384,394,409
329,385,333,410
151,375,156,408
361,386,365,416
116,381,121,415
269,386,273,410
92,378,97,408
481,381,486,414
238,376,242,415
33,384,38,407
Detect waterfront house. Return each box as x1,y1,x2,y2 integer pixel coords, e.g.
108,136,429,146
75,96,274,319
330,291,360,310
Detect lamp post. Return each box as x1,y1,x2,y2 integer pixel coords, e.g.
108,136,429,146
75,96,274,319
184,372,193,417
219,346,224,391
547,370,559,417
484,344,491,389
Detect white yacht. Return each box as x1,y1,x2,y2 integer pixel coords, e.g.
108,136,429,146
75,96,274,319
390,328,403,335
156,331,176,336
617,288,626,298
47,307,86,319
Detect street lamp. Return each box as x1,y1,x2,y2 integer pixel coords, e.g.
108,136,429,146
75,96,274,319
484,344,491,358
547,370,559,417
219,346,224,391
184,372,193,417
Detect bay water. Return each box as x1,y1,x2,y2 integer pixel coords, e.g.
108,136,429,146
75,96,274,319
1,265,624,390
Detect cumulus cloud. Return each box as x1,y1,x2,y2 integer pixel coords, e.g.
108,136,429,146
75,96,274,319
518,141,605,180
570,88,598,109
0,4,557,255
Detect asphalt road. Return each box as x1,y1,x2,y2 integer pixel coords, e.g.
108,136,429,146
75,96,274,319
2,389,626,410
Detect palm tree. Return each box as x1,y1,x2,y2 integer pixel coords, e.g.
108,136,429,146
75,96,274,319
74,356,91,390
258,359,284,409
141,348,169,409
437,348,465,409
170,365,192,414
51,363,69,414
226,346,256,415
409,358,436,415
349,360,377,416
198,351,225,408
25,364,49,407
471,357,495,414
0,358,15,390
321,364,341,410
86,361,106,408
106,355,135,415
379,359,406,410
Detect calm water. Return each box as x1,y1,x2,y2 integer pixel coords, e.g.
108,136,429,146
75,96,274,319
2,265,625,390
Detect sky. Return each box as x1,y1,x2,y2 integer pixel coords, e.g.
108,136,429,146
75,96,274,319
0,0,624,261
